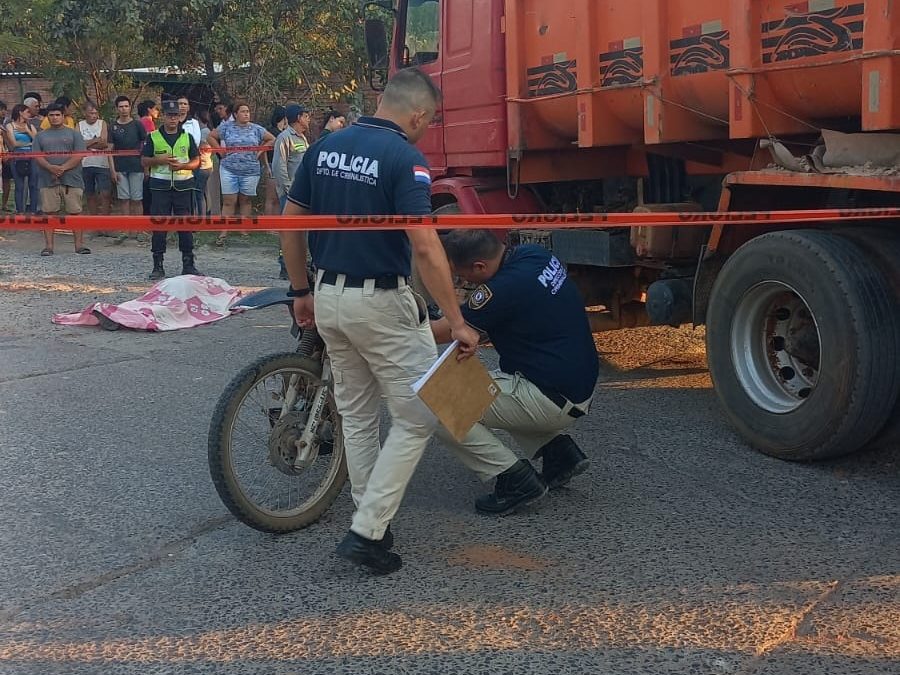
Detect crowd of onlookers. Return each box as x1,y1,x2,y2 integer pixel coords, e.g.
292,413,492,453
0,91,351,277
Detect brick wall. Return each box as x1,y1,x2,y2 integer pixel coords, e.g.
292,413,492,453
0,77,54,109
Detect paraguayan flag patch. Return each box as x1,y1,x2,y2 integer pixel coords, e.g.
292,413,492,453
413,165,432,185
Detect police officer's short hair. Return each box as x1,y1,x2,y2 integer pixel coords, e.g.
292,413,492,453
441,229,503,267
382,68,442,113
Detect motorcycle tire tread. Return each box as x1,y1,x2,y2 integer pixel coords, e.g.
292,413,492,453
208,352,348,533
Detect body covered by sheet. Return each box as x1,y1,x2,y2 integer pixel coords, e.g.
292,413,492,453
52,275,244,331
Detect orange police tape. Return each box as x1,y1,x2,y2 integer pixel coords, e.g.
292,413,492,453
1,208,899,232
1,145,272,160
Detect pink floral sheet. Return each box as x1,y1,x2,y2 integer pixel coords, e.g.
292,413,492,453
52,275,244,331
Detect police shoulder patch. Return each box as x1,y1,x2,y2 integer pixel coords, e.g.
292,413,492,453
468,284,493,310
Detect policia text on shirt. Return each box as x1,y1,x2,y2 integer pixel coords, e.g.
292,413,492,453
281,69,485,575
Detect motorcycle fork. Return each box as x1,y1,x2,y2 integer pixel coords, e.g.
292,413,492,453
291,357,332,469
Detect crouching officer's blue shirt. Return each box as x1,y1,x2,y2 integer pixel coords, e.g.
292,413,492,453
461,245,600,404
287,116,433,277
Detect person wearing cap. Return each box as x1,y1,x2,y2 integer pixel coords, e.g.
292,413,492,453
272,104,311,278
141,99,201,280
271,104,310,212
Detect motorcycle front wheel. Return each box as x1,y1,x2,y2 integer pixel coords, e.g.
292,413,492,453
208,352,347,533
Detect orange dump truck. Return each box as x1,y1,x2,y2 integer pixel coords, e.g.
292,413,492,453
362,0,900,461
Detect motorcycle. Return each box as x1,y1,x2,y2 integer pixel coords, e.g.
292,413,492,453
207,287,346,533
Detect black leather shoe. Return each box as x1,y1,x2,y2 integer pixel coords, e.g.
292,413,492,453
539,435,590,488
475,459,548,515
379,525,394,551
336,530,402,575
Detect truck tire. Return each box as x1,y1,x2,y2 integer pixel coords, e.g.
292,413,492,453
706,230,900,461
835,228,900,449
411,202,461,304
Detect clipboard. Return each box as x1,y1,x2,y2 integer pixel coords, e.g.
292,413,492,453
413,341,499,442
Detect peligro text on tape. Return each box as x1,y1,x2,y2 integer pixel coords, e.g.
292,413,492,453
1,208,899,232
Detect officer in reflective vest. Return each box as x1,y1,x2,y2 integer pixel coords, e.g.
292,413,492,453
141,99,201,280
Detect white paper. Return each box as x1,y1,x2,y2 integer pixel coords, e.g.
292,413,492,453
412,340,460,394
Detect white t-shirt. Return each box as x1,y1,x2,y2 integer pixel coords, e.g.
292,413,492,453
181,118,201,144
181,118,213,170
79,119,108,169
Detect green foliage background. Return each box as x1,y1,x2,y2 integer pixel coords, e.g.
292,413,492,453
0,0,379,110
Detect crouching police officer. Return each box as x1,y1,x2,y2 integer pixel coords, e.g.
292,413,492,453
431,229,600,506
141,98,201,280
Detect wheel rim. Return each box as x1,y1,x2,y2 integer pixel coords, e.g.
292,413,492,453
731,281,821,414
224,366,343,519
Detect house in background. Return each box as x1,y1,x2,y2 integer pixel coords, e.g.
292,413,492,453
0,66,53,108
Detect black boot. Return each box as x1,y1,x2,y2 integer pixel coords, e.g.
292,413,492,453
181,253,200,276
148,254,165,281
379,524,394,550
539,434,590,489
475,459,548,515
336,530,402,575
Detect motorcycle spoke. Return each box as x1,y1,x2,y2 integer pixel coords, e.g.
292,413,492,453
224,365,343,518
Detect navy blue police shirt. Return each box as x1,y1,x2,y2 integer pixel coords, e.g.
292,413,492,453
461,245,600,404
287,117,433,277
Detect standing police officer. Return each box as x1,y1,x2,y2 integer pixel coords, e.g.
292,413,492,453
431,229,599,497
141,99,201,280
281,69,481,575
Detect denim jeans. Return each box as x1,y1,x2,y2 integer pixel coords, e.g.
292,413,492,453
194,168,212,215
12,158,38,214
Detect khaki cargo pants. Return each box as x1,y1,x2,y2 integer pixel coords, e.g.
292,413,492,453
438,371,592,482
314,272,441,541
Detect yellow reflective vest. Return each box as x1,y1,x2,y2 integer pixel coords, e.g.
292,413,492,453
149,130,193,187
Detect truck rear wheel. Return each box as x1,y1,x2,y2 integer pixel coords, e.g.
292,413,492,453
834,228,900,449
706,230,900,460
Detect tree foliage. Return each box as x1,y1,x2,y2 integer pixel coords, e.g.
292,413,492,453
1,0,373,109
1,0,154,106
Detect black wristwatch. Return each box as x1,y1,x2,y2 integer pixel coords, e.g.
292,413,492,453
287,286,311,298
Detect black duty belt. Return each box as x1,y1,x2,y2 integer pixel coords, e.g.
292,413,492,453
541,388,586,419
319,271,409,290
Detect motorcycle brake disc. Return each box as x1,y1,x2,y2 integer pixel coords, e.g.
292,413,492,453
267,411,310,475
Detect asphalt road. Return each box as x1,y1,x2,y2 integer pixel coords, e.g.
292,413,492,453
0,230,897,675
